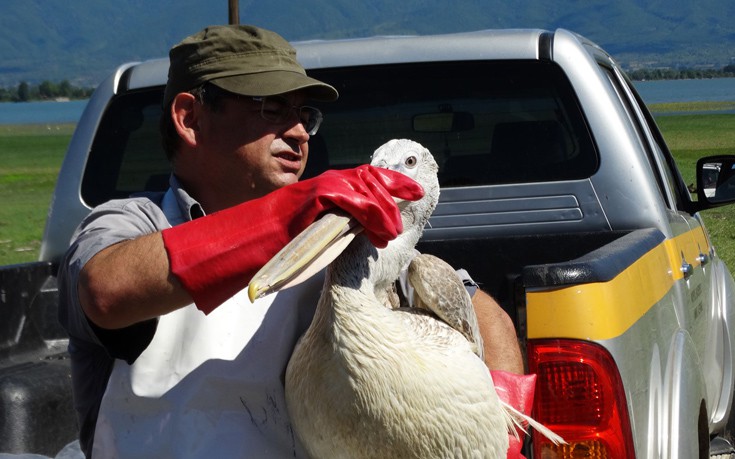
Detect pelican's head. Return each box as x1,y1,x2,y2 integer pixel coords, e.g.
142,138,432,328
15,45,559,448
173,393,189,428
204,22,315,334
248,139,439,302
370,139,440,232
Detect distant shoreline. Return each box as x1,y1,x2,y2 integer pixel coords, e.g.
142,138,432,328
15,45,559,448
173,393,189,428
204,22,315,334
0,123,77,135
1,99,735,129
648,101,735,113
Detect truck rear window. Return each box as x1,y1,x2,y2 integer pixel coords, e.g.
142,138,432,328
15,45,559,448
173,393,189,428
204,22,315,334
82,60,597,206
83,88,168,207
306,60,598,186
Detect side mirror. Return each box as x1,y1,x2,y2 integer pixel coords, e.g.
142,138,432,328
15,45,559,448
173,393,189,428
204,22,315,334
696,155,735,207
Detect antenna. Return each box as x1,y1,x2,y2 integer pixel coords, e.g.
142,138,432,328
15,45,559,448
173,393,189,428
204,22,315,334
228,0,239,25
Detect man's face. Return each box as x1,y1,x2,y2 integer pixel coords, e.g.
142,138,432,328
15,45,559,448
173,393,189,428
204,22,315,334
195,91,313,207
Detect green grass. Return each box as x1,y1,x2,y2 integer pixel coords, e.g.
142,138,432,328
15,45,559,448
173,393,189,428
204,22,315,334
0,124,73,265
0,109,734,272
649,101,735,114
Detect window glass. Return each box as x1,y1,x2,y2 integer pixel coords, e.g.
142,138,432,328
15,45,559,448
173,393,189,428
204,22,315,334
82,88,168,207
308,61,598,186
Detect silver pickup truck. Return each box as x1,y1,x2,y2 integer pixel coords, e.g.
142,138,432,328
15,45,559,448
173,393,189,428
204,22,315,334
3,28,735,458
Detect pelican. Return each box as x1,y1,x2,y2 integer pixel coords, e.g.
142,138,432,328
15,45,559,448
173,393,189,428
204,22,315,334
249,139,563,458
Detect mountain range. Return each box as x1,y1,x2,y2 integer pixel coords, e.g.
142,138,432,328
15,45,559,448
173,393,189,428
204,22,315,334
1,0,734,87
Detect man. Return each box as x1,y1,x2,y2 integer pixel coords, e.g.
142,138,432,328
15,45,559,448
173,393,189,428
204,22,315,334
59,24,526,458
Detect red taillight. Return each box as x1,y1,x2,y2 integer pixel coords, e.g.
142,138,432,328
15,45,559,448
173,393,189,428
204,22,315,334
527,339,635,458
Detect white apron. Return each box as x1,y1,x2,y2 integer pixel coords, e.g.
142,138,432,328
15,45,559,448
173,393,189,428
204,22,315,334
92,190,321,458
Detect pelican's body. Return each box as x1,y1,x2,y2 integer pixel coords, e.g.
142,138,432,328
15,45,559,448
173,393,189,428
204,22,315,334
286,255,511,457
250,139,561,458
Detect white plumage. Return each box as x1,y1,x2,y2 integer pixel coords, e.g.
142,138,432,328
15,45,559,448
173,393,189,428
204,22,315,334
251,139,562,458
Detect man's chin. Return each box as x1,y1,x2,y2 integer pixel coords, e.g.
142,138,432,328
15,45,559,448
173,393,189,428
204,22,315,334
271,172,301,190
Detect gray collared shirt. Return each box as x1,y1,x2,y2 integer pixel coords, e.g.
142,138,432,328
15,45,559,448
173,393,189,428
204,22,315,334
57,175,200,457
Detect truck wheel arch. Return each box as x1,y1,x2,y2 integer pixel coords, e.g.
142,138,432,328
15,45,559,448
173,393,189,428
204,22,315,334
662,329,708,458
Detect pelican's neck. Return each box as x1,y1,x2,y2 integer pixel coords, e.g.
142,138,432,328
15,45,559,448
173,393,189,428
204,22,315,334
314,226,419,318
305,217,427,360
327,235,380,297
344,225,421,285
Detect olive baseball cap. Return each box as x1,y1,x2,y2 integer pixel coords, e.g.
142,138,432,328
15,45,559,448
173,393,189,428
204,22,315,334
163,25,338,105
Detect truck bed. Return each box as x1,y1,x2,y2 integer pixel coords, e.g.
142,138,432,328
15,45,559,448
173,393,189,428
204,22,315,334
0,262,76,455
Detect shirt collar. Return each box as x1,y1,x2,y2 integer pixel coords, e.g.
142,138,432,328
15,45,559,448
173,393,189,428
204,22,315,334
169,174,205,221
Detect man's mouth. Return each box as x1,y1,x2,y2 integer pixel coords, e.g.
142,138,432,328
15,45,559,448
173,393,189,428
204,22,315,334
274,151,303,171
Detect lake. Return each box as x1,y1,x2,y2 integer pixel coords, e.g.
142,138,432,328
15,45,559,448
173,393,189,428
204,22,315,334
0,99,88,125
0,78,734,125
635,78,735,104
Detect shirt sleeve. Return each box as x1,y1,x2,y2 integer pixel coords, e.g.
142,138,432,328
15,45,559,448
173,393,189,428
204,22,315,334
58,196,168,363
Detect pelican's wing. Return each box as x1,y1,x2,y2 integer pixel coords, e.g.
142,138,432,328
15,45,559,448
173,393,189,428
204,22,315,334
407,253,485,359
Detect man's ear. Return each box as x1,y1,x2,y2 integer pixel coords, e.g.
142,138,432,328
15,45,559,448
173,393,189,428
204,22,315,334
171,92,200,148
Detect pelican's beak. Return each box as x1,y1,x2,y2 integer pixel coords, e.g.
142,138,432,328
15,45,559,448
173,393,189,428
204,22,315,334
248,212,362,302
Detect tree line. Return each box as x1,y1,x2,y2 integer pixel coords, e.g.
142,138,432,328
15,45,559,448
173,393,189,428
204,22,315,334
0,80,95,102
628,64,735,81
2,64,734,102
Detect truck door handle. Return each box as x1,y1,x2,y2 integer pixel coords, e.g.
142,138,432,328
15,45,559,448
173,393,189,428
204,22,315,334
681,261,694,279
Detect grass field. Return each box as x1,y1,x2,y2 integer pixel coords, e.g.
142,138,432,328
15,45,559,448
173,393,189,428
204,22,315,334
0,110,734,270
0,124,74,265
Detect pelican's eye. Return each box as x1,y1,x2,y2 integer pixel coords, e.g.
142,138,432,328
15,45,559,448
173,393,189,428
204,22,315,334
404,155,418,168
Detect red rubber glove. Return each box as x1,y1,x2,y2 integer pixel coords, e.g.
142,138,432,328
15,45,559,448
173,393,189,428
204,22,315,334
491,371,537,459
162,165,424,314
